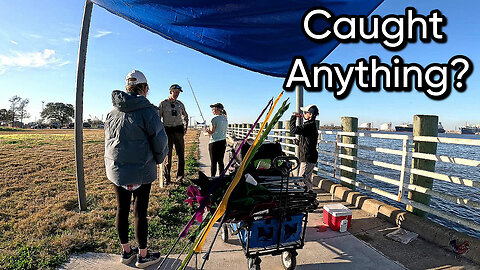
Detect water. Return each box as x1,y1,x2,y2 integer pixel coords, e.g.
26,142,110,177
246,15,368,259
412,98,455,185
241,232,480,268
315,131,480,239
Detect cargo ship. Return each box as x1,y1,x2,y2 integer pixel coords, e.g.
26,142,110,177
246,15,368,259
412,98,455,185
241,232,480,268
460,125,479,134
394,123,413,132
395,122,445,133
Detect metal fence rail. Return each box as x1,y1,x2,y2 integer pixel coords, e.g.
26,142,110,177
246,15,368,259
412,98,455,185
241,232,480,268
227,125,480,233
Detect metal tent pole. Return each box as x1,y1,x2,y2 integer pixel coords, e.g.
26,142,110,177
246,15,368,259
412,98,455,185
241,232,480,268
74,0,93,211
295,85,303,159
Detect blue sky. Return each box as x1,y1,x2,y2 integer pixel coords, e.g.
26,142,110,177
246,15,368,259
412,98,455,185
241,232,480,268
0,0,478,131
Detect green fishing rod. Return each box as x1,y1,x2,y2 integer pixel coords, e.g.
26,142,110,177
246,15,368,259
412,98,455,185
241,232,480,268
197,98,291,270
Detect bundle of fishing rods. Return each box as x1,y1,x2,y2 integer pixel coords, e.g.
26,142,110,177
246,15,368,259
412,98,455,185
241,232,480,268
256,175,318,215
157,92,318,270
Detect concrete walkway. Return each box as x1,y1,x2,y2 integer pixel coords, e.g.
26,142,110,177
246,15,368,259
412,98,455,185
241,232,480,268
62,132,478,269
61,133,405,270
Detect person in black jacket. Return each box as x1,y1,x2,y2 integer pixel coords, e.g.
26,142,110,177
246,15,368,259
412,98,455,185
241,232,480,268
290,104,319,191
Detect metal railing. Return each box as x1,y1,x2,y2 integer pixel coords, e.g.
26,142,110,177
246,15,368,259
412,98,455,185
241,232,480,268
227,125,480,234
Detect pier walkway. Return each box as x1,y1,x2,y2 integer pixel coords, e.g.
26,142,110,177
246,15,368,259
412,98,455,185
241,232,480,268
61,133,479,270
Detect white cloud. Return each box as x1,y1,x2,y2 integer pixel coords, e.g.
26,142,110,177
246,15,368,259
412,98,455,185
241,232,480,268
24,33,43,39
93,30,112,38
10,40,18,45
0,49,62,74
63,37,78,43
57,61,71,67
137,48,153,53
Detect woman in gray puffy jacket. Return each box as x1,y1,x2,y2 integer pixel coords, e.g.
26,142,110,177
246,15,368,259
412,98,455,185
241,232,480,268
104,70,168,268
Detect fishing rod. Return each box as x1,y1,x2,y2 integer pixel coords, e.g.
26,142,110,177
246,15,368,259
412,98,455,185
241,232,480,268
157,99,273,270
177,98,273,238
195,96,290,269
187,79,206,124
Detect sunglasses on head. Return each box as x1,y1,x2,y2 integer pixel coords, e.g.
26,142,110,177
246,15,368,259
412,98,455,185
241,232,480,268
170,85,182,90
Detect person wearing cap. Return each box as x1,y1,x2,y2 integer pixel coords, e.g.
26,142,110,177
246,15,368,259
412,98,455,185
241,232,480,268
206,103,228,177
104,70,168,268
290,104,319,191
158,84,189,184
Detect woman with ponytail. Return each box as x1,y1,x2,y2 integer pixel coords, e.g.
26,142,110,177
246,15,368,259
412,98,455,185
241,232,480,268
206,103,228,176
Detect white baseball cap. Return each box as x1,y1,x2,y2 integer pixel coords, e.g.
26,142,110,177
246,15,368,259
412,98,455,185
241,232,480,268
300,104,319,116
125,70,147,86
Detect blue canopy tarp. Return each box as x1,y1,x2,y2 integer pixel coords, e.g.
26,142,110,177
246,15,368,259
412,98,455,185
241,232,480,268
91,0,383,77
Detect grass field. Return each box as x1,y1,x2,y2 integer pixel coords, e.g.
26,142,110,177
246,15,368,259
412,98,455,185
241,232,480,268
0,128,200,270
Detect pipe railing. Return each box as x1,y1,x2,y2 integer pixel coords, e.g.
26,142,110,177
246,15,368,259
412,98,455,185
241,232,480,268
226,125,480,233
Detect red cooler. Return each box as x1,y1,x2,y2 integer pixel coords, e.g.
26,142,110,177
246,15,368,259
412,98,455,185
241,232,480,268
323,203,352,231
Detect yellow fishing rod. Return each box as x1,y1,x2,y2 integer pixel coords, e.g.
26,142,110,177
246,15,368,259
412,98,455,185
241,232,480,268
192,91,284,253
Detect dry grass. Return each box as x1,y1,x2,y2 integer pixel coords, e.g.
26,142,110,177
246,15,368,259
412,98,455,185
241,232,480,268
0,128,200,269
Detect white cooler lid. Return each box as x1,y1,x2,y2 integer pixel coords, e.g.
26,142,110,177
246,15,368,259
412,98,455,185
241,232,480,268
323,203,352,217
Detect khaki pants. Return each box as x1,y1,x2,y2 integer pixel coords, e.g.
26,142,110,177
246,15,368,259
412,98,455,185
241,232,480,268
298,162,315,191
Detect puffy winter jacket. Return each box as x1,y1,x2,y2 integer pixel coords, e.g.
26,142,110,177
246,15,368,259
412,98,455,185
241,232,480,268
290,115,318,163
104,90,168,186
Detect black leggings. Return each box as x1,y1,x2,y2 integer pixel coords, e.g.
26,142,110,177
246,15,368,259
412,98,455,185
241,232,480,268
113,183,152,249
209,140,226,177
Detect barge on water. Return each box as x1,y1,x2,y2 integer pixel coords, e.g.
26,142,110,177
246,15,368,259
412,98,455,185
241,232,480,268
395,122,445,133
460,125,480,134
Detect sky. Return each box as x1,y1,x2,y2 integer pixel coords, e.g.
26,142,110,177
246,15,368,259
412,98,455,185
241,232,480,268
0,0,478,131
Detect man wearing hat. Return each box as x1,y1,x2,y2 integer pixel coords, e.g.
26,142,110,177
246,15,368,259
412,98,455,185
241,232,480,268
290,104,319,191
158,84,189,184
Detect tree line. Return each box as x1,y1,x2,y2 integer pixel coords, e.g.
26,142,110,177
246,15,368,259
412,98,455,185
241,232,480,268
0,95,75,128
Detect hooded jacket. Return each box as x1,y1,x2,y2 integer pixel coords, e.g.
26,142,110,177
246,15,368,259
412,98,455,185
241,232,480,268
290,115,318,163
104,90,168,186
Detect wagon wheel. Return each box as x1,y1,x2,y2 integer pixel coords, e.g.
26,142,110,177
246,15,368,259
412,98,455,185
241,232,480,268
247,257,261,270
281,251,297,270
221,223,229,242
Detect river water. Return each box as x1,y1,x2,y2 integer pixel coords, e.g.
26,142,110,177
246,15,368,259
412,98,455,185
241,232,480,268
316,131,480,239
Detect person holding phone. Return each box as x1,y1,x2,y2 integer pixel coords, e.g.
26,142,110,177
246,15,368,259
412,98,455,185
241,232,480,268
290,104,319,191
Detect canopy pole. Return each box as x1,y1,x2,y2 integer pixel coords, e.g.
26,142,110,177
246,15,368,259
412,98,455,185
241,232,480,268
295,85,303,159
74,0,93,211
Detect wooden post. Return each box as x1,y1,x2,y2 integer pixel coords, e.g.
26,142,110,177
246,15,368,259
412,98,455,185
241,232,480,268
158,164,164,188
407,115,438,218
274,121,283,143
237,123,241,137
246,124,252,138
74,0,93,211
340,117,358,190
285,120,294,155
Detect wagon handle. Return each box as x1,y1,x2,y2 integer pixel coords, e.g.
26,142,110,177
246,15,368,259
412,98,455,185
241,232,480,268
272,156,300,174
